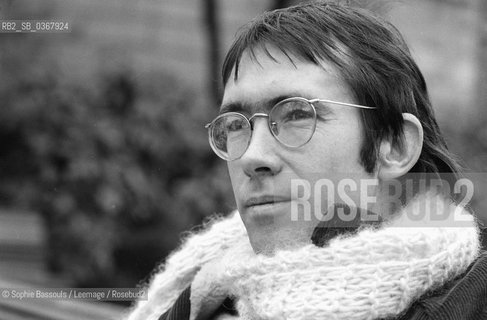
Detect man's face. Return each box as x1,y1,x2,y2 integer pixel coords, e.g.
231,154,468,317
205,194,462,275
222,47,377,254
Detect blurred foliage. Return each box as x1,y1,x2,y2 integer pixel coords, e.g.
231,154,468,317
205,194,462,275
0,32,235,288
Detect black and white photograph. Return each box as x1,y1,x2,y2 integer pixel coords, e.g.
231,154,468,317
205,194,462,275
1,0,486,319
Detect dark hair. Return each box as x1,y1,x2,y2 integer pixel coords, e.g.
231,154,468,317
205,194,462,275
222,1,460,179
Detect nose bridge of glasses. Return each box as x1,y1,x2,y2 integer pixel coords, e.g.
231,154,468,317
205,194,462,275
247,112,269,130
247,112,269,123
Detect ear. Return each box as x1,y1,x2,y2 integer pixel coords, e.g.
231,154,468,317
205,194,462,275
377,113,423,180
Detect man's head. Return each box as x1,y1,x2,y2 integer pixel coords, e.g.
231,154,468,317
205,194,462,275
223,2,459,175
210,2,460,254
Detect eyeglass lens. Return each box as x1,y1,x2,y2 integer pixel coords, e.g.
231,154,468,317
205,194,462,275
209,99,316,160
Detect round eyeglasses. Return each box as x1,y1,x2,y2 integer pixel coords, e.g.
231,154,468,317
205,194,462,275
205,97,376,161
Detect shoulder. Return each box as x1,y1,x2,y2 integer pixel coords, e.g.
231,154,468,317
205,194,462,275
399,251,487,320
126,211,246,320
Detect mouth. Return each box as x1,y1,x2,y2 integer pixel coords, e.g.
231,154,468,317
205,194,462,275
244,196,290,209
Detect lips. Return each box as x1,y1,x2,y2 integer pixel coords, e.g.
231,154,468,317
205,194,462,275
244,195,290,208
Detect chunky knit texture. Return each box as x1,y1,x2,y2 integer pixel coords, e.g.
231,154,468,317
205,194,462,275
126,193,480,320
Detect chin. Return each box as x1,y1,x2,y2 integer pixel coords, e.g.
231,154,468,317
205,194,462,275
247,226,313,256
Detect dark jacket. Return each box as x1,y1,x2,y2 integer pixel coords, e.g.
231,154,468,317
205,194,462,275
397,251,487,320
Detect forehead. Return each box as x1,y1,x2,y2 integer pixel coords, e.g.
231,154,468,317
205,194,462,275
221,46,355,111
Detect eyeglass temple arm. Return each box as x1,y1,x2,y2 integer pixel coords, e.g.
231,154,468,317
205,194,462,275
312,99,376,110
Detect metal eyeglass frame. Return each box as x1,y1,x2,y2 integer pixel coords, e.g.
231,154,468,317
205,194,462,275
205,97,377,161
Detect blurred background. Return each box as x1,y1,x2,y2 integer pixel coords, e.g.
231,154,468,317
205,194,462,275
1,0,487,318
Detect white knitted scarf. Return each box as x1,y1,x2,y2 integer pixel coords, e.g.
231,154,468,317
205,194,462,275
126,193,480,320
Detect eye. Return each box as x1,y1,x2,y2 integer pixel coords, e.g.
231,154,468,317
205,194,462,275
226,118,246,132
283,108,314,122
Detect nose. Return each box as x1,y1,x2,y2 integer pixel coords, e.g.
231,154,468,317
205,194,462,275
240,117,282,178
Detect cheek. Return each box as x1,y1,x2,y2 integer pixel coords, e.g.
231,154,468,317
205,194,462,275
303,127,364,172
227,163,245,197
227,163,239,185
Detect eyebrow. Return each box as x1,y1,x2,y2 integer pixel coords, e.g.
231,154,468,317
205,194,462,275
219,94,302,115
